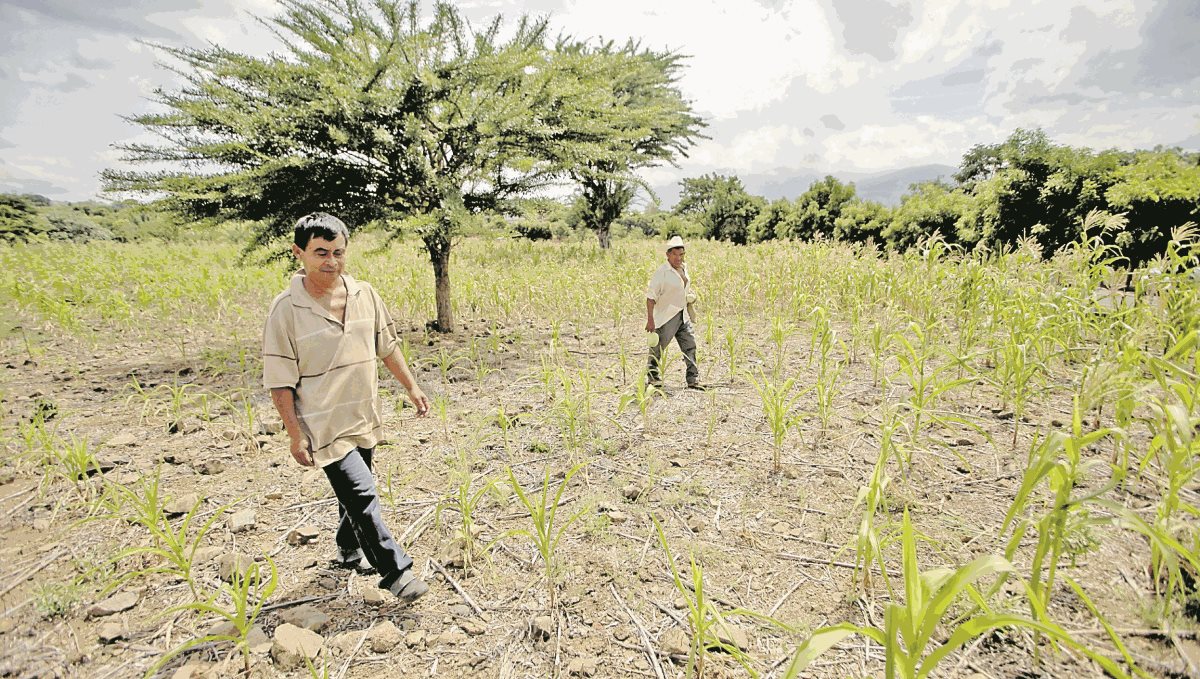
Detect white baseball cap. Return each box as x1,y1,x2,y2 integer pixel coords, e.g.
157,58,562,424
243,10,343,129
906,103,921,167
664,235,686,253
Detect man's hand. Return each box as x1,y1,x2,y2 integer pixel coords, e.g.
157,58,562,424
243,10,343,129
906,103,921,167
290,436,314,467
645,319,655,333
407,386,431,417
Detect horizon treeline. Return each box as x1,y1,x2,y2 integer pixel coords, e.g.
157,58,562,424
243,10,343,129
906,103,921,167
3,128,1197,268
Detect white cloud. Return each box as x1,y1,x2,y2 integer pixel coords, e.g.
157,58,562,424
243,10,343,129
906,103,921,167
687,125,811,173
549,0,858,119
821,117,999,171
1,0,1196,202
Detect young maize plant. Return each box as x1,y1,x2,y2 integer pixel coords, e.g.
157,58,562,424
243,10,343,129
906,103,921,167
812,323,847,438
747,368,809,473
786,510,1129,679
43,434,103,505
617,373,659,434
147,556,278,679
438,444,502,575
1141,331,1200,609
100,474,232,602
723,323,744,385
653,518,785,678
769,313,793,377
996,399,1123,625
889,321,975,447
990,330,1046,446
854,410,904,595
505,462,590,612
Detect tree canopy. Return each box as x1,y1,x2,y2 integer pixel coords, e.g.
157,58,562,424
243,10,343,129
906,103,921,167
105,0,696,330
557,40,705,248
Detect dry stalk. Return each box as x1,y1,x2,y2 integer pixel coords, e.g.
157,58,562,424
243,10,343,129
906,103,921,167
428,558,487,619
609,582,666,679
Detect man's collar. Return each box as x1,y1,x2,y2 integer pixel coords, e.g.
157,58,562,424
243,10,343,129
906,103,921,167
290,269,362,308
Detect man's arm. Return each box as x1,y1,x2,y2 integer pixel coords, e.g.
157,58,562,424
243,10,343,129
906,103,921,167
270,387,313,466
645,298,656,333
382,351,430,416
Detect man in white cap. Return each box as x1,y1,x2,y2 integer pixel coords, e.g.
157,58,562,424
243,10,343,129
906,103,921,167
645,235,704,389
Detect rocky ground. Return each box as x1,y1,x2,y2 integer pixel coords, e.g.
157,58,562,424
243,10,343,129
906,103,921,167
1,308,1198,679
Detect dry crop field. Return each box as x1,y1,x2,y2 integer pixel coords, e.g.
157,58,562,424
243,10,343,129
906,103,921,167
0,231,1198,679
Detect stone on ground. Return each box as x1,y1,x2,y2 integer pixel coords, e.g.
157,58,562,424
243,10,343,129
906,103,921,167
271,623,323,670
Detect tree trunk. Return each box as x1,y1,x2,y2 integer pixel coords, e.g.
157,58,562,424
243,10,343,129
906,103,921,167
596,223,611,249
424,228,455,333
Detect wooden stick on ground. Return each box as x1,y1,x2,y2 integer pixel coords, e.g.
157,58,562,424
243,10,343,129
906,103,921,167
335,619,375,679
260,593,340,614
609,582,667,679
0,549,64,601
768,580,804,617
428,558,488,620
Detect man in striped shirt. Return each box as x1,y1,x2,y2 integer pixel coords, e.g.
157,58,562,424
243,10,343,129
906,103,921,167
263,213,431,603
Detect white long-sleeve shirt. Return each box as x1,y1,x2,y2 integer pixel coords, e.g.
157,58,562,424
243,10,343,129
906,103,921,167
646,262,691,329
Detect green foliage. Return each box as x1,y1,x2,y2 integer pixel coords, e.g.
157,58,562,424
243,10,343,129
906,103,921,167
785,175,858,240
833,199,892,243
885,181,973,250
505,462,590,611
674,173,764,244
104,0,704,330
786,509,1129,679
559,40,705,248
0,194,184,243
747,199,798,243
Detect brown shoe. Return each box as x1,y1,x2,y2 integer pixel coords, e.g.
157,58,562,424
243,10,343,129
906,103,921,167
686,382,707,392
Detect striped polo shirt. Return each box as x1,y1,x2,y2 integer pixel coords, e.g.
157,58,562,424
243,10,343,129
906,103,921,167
262,270,399,467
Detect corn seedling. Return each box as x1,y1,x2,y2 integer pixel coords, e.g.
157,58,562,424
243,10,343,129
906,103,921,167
438,444,502,574
997,399,1123,625
1141,331,1200,608
432,345,469,384
654,517,784,677
492,404,523,457
747,368,808,473
160,382,196,427
124,376,158,423
890,321,975,445
431,394,451,441
146,556,278,678
505,462,589,611
769,313,793,376
723,323,743,384
617,373,659,434
785,509,1128,679
854,414,898,596
104,473,230,600
992,335,1034,445
43,434,103,503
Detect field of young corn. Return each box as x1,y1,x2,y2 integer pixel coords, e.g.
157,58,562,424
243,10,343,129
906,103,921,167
0,226,1197,678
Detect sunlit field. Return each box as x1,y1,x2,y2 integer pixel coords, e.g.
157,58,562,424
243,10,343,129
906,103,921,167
1,230,1197,678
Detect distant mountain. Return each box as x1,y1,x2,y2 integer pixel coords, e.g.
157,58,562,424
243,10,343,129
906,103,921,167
650,163,958,208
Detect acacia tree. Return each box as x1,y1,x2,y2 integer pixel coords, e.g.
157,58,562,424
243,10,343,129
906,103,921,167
104,0,641,331
557,41,705,248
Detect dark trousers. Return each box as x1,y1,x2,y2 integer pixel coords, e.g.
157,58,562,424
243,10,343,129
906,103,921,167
323,447,412,585
648,310,699,384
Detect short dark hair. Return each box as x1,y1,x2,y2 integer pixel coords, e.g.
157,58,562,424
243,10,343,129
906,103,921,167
293,212,350,249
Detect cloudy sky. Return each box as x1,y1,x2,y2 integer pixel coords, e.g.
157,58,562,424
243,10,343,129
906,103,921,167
1,0,1197,203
